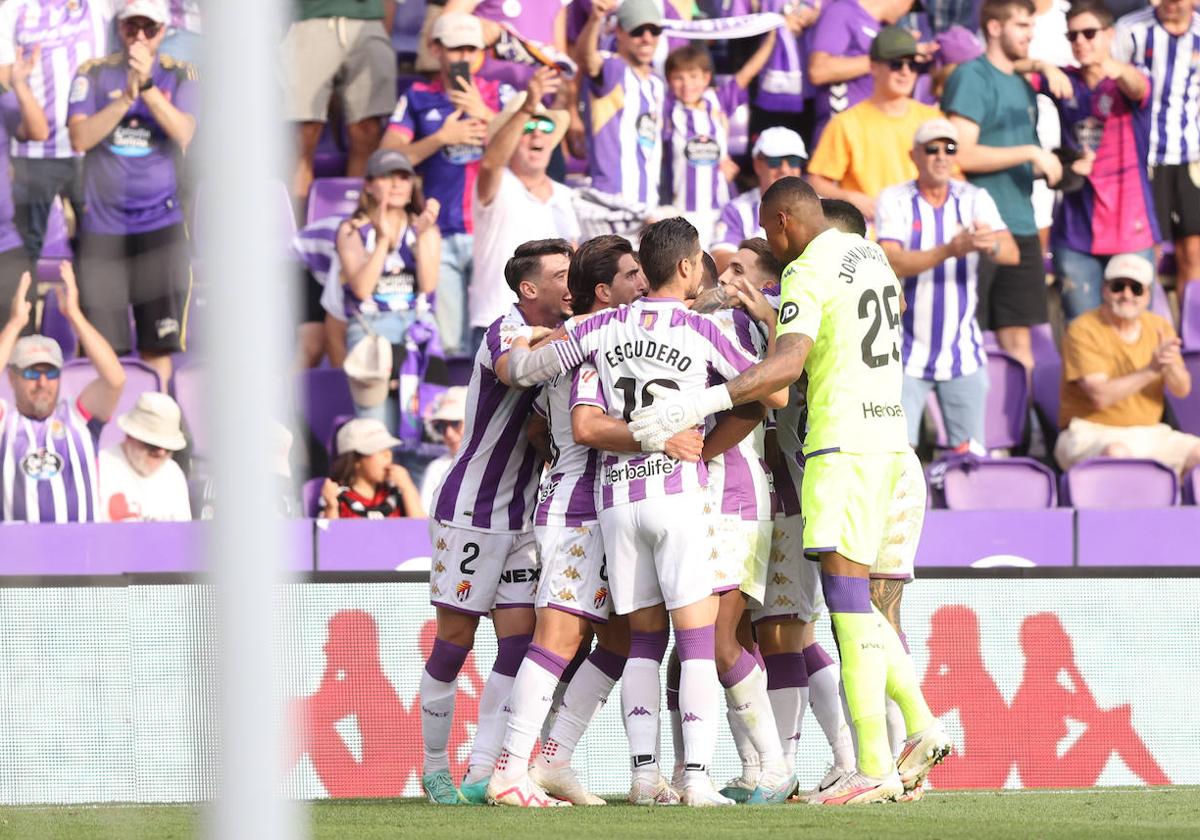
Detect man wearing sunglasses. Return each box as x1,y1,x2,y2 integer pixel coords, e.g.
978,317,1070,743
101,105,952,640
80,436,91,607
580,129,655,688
809,27,943,224
1056,253,1198,477
877,118,1019,452
66,0,197,389
0,267,125,523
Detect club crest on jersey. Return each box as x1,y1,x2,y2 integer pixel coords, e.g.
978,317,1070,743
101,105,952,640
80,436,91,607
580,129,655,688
49,420,66,440
779,302,799,324
455,580,472,602
593,587,609,608
21,449,64,480
640,311,658,330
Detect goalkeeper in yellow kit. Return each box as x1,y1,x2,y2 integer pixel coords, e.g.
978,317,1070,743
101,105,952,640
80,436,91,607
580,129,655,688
629,176,950,804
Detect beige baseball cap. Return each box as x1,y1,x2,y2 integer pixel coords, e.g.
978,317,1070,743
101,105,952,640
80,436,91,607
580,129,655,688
343,334,392,409
432,13,485,49
9,335,64,370
914,118,959,146
1103,253,1155,287
118,0,169,23
117,392,188,451
336,418,402,457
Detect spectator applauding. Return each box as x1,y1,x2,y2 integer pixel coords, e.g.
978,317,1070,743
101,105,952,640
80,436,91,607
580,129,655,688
66,0,198,388
1057,254,1198,475
877,119,1019,449
320,418,424,519
941,0,1062,370
99,391,190,522
0,267,125,522
383,12,499,356
1033,0,1157,321
0,0,109,260
1115,0,1200,300
420,385,467,513
473,67,579,347
710,127,807,272
285,0,397,201
808,27,944,224
575,0,667,240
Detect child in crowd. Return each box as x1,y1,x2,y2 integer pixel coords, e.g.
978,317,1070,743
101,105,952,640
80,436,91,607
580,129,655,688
662,33,778,249
320,418,424,520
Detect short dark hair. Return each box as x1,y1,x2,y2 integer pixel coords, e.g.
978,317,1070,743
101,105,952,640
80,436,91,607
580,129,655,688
1066,0,1114,28
761,175,821,218
821,198,868,237
980,0,1036,31
504,238,574,295
737,238,784,281
568,235,634,315
701,251,718,290
637,217,700,291
664,43,714,78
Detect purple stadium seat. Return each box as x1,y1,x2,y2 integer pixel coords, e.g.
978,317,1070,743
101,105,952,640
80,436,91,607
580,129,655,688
302,477,325,517
1030,322,1059,366
313,121,348,179
327,413,355,457
1182,287,1200,350
38,291,77,362
172,364,207,458
446,354,473,388
1031,358,1061,432
983,351,1030,449
306,177,362,226
1060,457,1179,508
299,368,355,457
1183,466,1199,505
60,358,162,452
1167,350,1200,435
982,329,1001,353
935,456,1057,510
1149,280,1175,325
36,198,72,282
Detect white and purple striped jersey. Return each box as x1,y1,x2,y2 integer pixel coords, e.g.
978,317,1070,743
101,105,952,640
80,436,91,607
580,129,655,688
0,397,102,522
0,0,111,160
432,305,543,533
705,307,773,521
532,363,602,528
340,222,419,317
584,53,665,203
168,0,202,34
711,186,763,254
553,297,759,507
1114,7,1200,165
876,179,1006,382
664,80,741,213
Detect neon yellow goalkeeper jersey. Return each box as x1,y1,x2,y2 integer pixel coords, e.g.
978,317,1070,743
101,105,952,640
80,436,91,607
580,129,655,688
775,228,910,456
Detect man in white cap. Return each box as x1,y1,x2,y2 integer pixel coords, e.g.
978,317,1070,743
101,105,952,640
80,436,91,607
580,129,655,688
471,67,579,347
383,11,500,355
0,267,125,522
876,117,1018,451
99,391,190,521
710,126,807,273
420,385,467,513
1056,253,1199,475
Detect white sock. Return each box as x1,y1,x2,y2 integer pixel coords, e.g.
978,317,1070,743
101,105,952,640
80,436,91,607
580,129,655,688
539,658,620,768
726,705,759,780
886,697,906,760
419,669,457,774
539,676,571,743
768,686,803,767
726,667,784,772
680,658,720,770
810,662,855,770
495,659,562,783
464,671,514,784
622,656,662,779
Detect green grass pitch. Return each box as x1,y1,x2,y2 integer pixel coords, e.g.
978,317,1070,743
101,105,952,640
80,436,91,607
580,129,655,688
2,788,1198,839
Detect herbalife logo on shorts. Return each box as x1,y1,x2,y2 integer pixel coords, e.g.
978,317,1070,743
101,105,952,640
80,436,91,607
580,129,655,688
862,401,904,419
605,456,678,485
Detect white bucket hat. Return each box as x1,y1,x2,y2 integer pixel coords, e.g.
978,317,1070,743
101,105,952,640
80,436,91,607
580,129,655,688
117,391,188,451
343,333,392,409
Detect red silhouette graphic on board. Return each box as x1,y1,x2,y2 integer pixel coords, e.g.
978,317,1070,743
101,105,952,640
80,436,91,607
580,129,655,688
922,607,1170,789
287,612,485,797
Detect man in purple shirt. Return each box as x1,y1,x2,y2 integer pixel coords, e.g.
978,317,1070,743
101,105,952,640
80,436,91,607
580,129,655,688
66,0,197,387
808,0,919,144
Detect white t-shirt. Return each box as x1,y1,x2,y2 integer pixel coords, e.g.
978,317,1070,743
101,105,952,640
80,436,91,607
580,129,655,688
470,168,580,329
98,444,192,523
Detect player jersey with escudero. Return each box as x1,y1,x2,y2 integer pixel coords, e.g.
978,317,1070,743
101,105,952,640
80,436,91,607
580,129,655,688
553,297,759,506
432,305,543,533
532,364,602,527
775,228,908,455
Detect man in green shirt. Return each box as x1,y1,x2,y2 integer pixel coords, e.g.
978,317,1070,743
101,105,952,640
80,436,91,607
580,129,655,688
941,0,1062,370
285,0,399,205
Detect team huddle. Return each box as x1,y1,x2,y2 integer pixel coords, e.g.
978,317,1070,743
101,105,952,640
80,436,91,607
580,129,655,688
420,176,951,808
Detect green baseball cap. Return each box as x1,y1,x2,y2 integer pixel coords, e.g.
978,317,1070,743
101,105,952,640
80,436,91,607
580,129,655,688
870,26,919,62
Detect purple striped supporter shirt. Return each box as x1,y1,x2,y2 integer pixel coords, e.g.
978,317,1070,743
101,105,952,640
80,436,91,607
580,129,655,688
533,362,602,527
0,93,27,253
711,186,762,254
553,297,759,507
664,80,741,213
876,179,1003,382
0,0,111,160
705,308,773,520
0,396,102,522
340,222,418,317
755,0,807,112
584,53,665,203
290,215,340,279
432,305,543,533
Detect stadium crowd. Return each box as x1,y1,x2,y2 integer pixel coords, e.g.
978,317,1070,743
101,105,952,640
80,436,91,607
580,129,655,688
0,0,1198,809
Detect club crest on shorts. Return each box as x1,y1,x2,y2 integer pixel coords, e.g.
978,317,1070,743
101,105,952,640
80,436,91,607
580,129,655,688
593,587,608,609
455,580,472,602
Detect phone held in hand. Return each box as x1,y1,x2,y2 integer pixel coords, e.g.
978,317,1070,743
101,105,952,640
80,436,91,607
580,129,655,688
448,61,471,93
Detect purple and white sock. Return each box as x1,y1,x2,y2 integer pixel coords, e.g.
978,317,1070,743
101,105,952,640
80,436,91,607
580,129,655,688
722,649,784,770
465,633,530,783
539,645,626,768
676,624,719,782
764,652,808,766
623,630,668,779
420,638,470,773
495,644,569,782
805,642,855,771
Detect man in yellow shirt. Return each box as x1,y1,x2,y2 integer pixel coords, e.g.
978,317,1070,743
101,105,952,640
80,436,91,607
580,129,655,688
629,177,950,805
807,27,944,224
